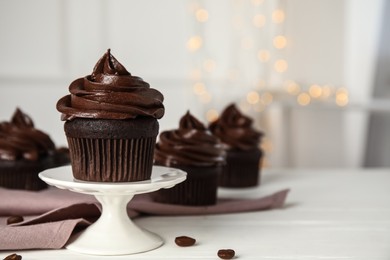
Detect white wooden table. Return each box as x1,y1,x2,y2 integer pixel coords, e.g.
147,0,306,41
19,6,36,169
1,168,390,259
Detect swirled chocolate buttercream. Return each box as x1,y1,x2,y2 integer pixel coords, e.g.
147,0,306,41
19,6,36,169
154,111,225,167
57,49,164,121
209,104,262,150
0,108,56,161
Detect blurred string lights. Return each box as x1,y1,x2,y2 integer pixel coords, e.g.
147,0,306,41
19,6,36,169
186,0,350,123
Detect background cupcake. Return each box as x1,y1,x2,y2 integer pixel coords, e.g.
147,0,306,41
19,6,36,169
152,111,225,206
209,103,263,188
0,108,70,190
56,49,164,182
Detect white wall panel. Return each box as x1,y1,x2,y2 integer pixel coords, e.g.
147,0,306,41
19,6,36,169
290,109,345,168
65,0,112,77
343,0,384,167
107,0,191,81
284,0,345,85
0,0,65,79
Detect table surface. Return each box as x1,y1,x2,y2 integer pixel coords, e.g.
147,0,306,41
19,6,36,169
1,168,390,260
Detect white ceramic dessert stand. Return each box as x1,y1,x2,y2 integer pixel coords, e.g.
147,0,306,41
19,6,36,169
39,165,186,256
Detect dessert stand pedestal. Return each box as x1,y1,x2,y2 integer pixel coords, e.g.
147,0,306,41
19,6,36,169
39,166,186,256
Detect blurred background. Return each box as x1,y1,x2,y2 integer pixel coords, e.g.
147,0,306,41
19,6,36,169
0,0,388,169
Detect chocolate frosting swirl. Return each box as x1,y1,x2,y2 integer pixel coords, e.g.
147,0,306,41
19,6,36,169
57,49,164,121
209,104,262,150
0,108,56,161
154,111,225,167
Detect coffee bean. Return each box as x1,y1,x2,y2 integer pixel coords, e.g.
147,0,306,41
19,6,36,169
174,236,196,247
6,216,24,225
3,253,22,260
217,249,235,259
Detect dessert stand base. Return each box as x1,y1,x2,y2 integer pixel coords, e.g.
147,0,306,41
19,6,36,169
39,166,187,255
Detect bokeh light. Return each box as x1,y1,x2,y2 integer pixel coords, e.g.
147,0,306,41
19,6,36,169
284,80,300,95
187,36,203,51
274,59,288,73
297,92,311,106
261,92,273,105
309,84,323,98
272,9,285,23
253,14,266,28
206,109,219,122
196,8,209,22
335,88,349,106
257,49,270,62
193,82,206,95
247,91,260,104
273,35,287,49
251,0,264,6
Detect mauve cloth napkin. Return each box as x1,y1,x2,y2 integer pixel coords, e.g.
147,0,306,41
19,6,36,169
0,187,289,250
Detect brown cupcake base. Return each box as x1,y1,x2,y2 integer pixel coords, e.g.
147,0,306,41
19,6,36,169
0,152,70,191
67,137,156,182
151,165,221,206
0,160,47,191
0,161,47,191
64,117,159,182
219,148,263,188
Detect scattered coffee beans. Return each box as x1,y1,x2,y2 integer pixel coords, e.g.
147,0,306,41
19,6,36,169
174,236,196,247
3,253,22,260
6,216,24,225
217,249,235,259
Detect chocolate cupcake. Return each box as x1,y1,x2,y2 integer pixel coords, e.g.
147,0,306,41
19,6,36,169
57,49,164,182
0,108,70,190
209,104,263,187
153,111,225,206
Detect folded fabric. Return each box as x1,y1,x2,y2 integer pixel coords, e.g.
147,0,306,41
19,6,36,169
0,203,96,250
0,187,289,250
0,188,97,216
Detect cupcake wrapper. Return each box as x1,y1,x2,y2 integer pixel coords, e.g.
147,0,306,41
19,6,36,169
0,165,47,191
152,166,220,206
67,137,156,182
219,149,263,188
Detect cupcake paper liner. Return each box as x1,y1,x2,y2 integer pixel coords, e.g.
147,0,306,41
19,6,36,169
0,163,47,191
67,137,156,182
152,165,220,206
219,148,263,188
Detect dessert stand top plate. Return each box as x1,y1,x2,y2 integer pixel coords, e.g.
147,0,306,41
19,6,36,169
38,165,187,255
39,165,187,195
